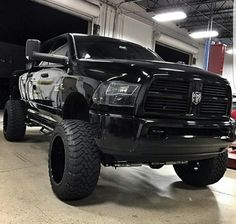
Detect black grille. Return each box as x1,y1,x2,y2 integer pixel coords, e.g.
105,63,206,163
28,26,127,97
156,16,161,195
200,84,228,115
202,84,228,98
145,97,188,113
144,79,189,114
144,78,230,117
200,100,228,115
149,79,189,95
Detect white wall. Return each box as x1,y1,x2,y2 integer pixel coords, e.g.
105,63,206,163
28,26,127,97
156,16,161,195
97,4,153,48
195,45,205,69
119,16,153,48
223,54,235,93
97,1,204,62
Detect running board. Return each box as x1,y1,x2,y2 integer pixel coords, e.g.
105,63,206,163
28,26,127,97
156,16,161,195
27,111,56,132
40,127,53,135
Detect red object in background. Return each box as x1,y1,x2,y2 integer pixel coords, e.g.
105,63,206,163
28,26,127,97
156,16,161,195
231,110,236,120
208,43,226,75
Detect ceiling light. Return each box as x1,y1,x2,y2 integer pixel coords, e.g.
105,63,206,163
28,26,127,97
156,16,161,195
189,30,219,39
226,48,235,55
152,11,187,22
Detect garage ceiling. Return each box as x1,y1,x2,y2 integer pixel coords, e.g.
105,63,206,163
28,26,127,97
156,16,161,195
136,0,233,45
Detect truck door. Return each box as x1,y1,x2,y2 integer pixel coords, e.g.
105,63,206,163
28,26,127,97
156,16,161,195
19,71,42,109
34,44,69,112
35,68,67,109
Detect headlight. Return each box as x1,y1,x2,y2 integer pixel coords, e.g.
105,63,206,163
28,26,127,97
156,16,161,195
93,81,141,107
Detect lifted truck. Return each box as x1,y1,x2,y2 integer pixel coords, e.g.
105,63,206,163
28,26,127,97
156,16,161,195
3,33,235,201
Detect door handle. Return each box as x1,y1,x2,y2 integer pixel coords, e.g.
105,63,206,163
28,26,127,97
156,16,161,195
41,73,49,78
27,73,33,78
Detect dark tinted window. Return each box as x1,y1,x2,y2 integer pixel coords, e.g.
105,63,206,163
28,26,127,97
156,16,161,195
51,38,68,52
74,36,162,61
41,37,67,54
40,44,68,67
52,44,69,56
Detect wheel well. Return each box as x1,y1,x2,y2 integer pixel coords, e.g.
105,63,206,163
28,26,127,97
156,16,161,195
10,85,21,100
62,92,89,121
9,70,26,100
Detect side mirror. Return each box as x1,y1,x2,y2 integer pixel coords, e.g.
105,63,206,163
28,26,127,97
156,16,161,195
26,39,41,61
25,39,68,67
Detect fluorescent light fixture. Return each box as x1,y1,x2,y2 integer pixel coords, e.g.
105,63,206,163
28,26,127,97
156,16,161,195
152,11,187,22
226,48,235,55
189,30,219,39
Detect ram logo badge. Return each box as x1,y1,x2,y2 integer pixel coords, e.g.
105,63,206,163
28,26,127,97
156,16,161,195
192,91,202,105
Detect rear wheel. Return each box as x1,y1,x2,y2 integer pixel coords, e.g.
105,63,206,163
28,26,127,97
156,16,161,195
3,100,26,141
49,120,101,201
173,150,228,187
0,88,9,109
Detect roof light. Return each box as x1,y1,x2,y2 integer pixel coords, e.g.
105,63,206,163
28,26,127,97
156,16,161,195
189,30,219,39
152,11,187,22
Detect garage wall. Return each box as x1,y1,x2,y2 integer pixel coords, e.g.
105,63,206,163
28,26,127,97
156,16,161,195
97,4,153,48
151,21,204,67
195,45,205,69
97,1,205,67
118,16,153,48
223,54,235,93
157,34,198,55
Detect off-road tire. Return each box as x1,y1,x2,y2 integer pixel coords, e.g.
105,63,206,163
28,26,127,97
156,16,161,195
3,100,26,141
49,120,101,201
0,88,9,109
173,150,228,187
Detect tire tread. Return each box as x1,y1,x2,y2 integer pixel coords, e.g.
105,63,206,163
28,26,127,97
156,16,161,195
49,120,100,201
3,100,26,141
173,151,228,187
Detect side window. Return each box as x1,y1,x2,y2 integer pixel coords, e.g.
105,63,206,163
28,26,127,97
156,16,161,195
39,41,54,67
51,44,69,56
39,61,50,67
50,38,67,52
40,37,68,67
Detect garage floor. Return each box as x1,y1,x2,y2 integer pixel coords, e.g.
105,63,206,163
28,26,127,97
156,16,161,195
0,113,236,224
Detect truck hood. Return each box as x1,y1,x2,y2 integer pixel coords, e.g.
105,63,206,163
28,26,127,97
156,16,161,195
76,59,229,85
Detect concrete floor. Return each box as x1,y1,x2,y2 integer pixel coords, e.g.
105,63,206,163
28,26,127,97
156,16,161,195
0,115,236,224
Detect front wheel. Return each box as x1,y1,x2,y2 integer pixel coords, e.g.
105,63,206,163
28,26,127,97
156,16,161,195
173,150,228,187
49,120,101,201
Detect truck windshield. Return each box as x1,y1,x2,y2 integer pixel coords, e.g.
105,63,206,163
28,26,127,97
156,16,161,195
74,36,162,61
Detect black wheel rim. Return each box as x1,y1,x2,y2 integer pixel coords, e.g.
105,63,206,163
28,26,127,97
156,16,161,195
51,136,65,184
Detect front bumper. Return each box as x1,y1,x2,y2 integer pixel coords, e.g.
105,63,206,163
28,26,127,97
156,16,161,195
93,113,235,162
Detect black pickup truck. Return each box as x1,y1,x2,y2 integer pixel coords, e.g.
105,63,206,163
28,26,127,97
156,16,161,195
3,33,235,201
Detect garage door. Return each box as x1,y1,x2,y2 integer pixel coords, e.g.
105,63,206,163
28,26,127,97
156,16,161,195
0,0,93,108
155,43,192,65
0,0,90,46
